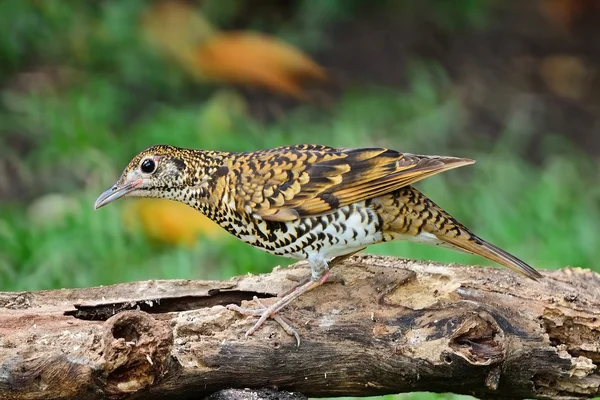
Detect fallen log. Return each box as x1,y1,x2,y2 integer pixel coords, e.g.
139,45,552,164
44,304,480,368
0,255,598,399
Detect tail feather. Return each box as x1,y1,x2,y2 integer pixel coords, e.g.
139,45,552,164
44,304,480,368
440,234,542,281
381,186,542,281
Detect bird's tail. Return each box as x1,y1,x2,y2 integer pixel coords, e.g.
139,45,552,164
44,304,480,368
385,187,542,281
439,231,542,281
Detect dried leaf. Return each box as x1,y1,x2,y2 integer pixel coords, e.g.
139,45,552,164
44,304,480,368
195,31,328,98
140,0,327,98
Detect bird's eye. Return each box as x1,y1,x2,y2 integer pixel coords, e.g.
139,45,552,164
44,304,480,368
140,158,156,174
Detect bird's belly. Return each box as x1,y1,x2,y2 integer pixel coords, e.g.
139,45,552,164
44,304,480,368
227,204,383,260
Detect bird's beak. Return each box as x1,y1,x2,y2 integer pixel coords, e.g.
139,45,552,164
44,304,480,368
94,179,143,210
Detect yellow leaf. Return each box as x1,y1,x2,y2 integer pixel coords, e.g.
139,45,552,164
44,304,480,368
122,198,224,247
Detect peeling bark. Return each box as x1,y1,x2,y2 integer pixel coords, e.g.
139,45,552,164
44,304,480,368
0,255,598,399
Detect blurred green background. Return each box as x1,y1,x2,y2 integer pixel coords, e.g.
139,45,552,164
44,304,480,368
1,1,599,399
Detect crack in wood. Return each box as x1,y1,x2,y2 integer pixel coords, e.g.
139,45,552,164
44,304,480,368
64,290,271,321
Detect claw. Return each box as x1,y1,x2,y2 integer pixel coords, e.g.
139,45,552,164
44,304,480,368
226,297,301,346
227,271,330,346
226,303,264,316
227,250,364,346
253,297,300,346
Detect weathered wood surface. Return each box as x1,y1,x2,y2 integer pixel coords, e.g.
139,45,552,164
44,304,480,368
0,255,598,400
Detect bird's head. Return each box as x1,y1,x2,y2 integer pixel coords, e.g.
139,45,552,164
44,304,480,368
94,144,223,209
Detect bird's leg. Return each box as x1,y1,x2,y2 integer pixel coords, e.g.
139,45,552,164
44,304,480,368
278,273,340,297
227,268,331,345
227,249,364,344
279,248,364,297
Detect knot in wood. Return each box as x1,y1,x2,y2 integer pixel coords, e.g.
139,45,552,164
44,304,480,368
100,310,173,396
448,311,505,366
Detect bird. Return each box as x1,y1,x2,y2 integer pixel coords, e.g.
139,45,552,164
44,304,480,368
94,144,541,344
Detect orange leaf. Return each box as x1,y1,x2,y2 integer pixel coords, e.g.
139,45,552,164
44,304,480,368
140,1,328,98
122,198,224,247
195,31,328,99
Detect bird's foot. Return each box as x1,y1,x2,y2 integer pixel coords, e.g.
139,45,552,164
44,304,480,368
227,296,300,346
226,271,331,347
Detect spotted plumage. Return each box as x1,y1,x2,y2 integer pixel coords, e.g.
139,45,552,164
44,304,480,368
95,144,541,343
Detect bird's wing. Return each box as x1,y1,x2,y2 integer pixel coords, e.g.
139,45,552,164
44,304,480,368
229,144,474,222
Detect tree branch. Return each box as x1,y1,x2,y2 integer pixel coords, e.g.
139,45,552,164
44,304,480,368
0,255,598,399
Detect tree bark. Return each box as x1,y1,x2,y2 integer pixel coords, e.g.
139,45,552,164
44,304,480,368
0,255,598,400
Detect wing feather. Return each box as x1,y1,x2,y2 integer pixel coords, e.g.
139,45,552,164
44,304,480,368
228,144,474,221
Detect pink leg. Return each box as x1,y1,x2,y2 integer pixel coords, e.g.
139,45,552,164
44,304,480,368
226,249,364,345
278,249,364,298
227,270,331,346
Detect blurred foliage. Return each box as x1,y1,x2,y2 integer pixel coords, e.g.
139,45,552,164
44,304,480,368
0,1,599,399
